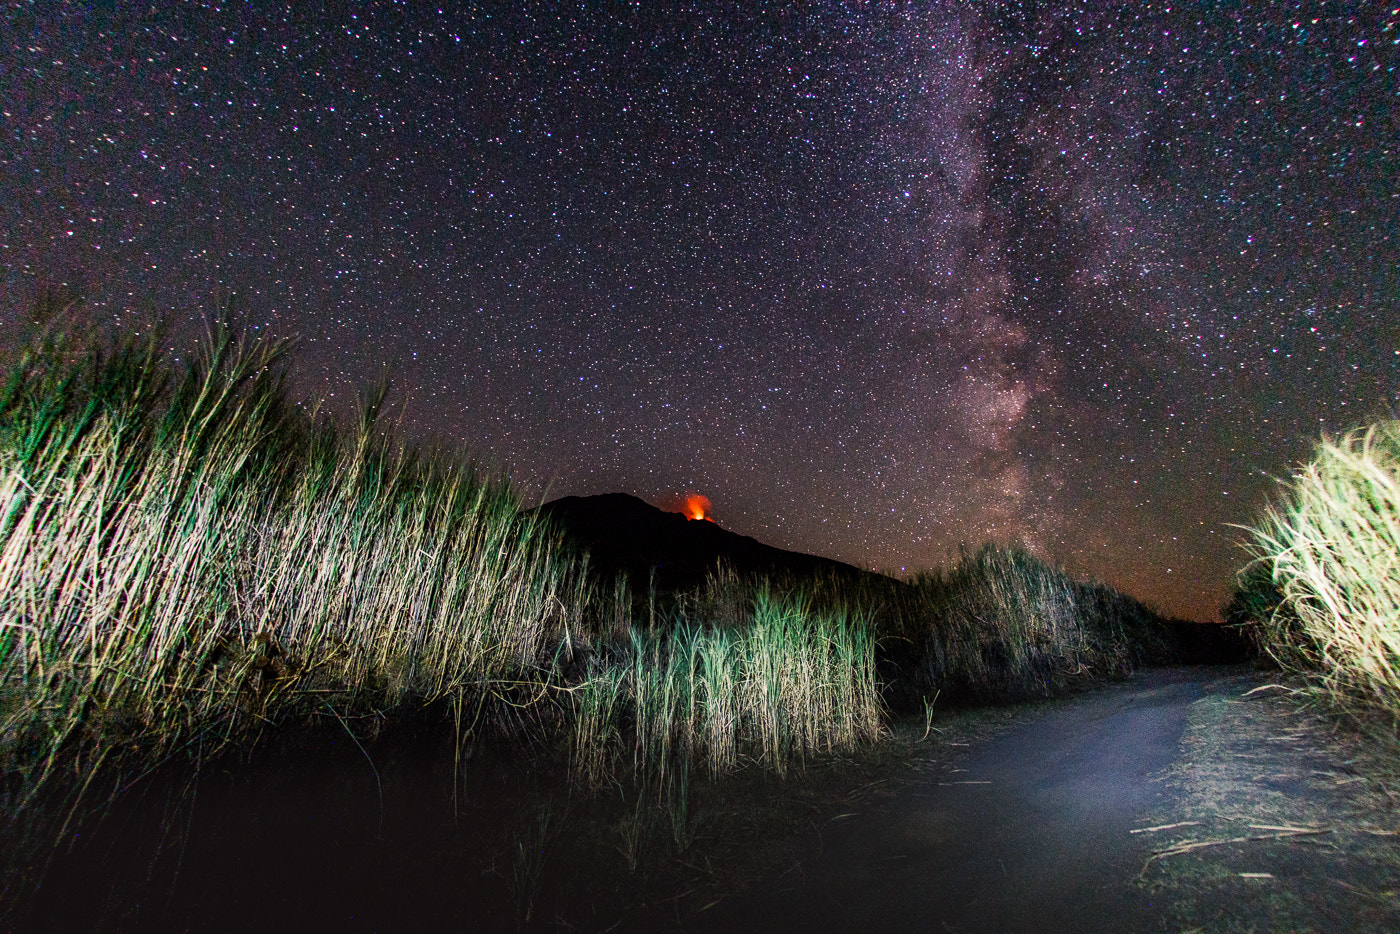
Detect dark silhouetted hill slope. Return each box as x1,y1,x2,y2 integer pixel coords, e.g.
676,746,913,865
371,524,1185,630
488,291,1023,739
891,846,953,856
534,492,886,594
533,493,1252,666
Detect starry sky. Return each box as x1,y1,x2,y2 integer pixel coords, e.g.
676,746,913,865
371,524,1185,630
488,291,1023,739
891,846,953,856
3,3,1397,620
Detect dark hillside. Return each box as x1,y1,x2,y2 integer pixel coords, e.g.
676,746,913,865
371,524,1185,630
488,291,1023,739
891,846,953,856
534,495,1252,689
533,492,890,594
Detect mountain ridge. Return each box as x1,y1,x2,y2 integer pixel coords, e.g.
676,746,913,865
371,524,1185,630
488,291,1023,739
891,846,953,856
533,492,890,594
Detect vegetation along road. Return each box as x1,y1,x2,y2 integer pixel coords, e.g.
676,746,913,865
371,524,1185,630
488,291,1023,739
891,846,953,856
674,666,1400,934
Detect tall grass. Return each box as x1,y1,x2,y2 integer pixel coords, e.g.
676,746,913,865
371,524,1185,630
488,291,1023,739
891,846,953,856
1,298,1217,916
866,544,1176,706
567,541,1186,795
571,588,882,788
566,542,1181,843
0,318,575,854
1240,419,1400,724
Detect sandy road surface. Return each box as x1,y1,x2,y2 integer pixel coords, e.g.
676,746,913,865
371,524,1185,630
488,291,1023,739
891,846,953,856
16,667,1397,932
680,667,1400,934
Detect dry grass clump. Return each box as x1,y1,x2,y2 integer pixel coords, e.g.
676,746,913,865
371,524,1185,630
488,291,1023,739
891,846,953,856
0,313,576,858
0,296,1218,917
880,544,1176,705
1240,419,1400,725
566,541,1175,791
571,588,882,788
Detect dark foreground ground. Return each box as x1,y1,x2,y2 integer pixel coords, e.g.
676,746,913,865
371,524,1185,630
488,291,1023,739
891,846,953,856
682,668,1204,933
670,667,1400,933
10,666,1399,933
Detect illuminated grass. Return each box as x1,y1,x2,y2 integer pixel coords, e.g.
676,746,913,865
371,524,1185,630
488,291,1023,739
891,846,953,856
0,299,1205,909
849,544,1177,707
567,549,1176,855
936,545,1168,692
0,315,577,867
1240,420,1400,725
572,589,882,788
570,541,1183,798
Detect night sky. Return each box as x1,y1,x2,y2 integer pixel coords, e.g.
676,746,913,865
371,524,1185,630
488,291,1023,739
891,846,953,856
3,4,1396,620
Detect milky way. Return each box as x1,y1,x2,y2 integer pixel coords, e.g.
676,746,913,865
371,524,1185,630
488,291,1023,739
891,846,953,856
3,4,1396,619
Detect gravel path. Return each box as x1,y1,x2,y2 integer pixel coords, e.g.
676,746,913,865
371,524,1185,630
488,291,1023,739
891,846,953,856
17,666,1397,932
681,667,1400,933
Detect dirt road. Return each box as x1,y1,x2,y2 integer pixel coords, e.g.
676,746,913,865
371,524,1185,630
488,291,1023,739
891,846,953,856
680,667,1400,934
16,666,1398,932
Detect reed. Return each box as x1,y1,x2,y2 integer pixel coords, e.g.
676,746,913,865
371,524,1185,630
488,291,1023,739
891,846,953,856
0,299,1204,924
0,317,576,864
571,588,882,789
568,540,1183,796
1240,420,1400,724
880,544,1176,705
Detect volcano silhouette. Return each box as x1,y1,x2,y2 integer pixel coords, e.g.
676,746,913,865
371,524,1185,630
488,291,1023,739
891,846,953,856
534,493,885,594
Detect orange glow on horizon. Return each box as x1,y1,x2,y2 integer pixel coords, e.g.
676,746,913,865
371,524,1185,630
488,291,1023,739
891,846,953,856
682,494,712,522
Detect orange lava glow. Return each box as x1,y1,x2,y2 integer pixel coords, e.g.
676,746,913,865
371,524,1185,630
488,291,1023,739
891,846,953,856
682,494,712,521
